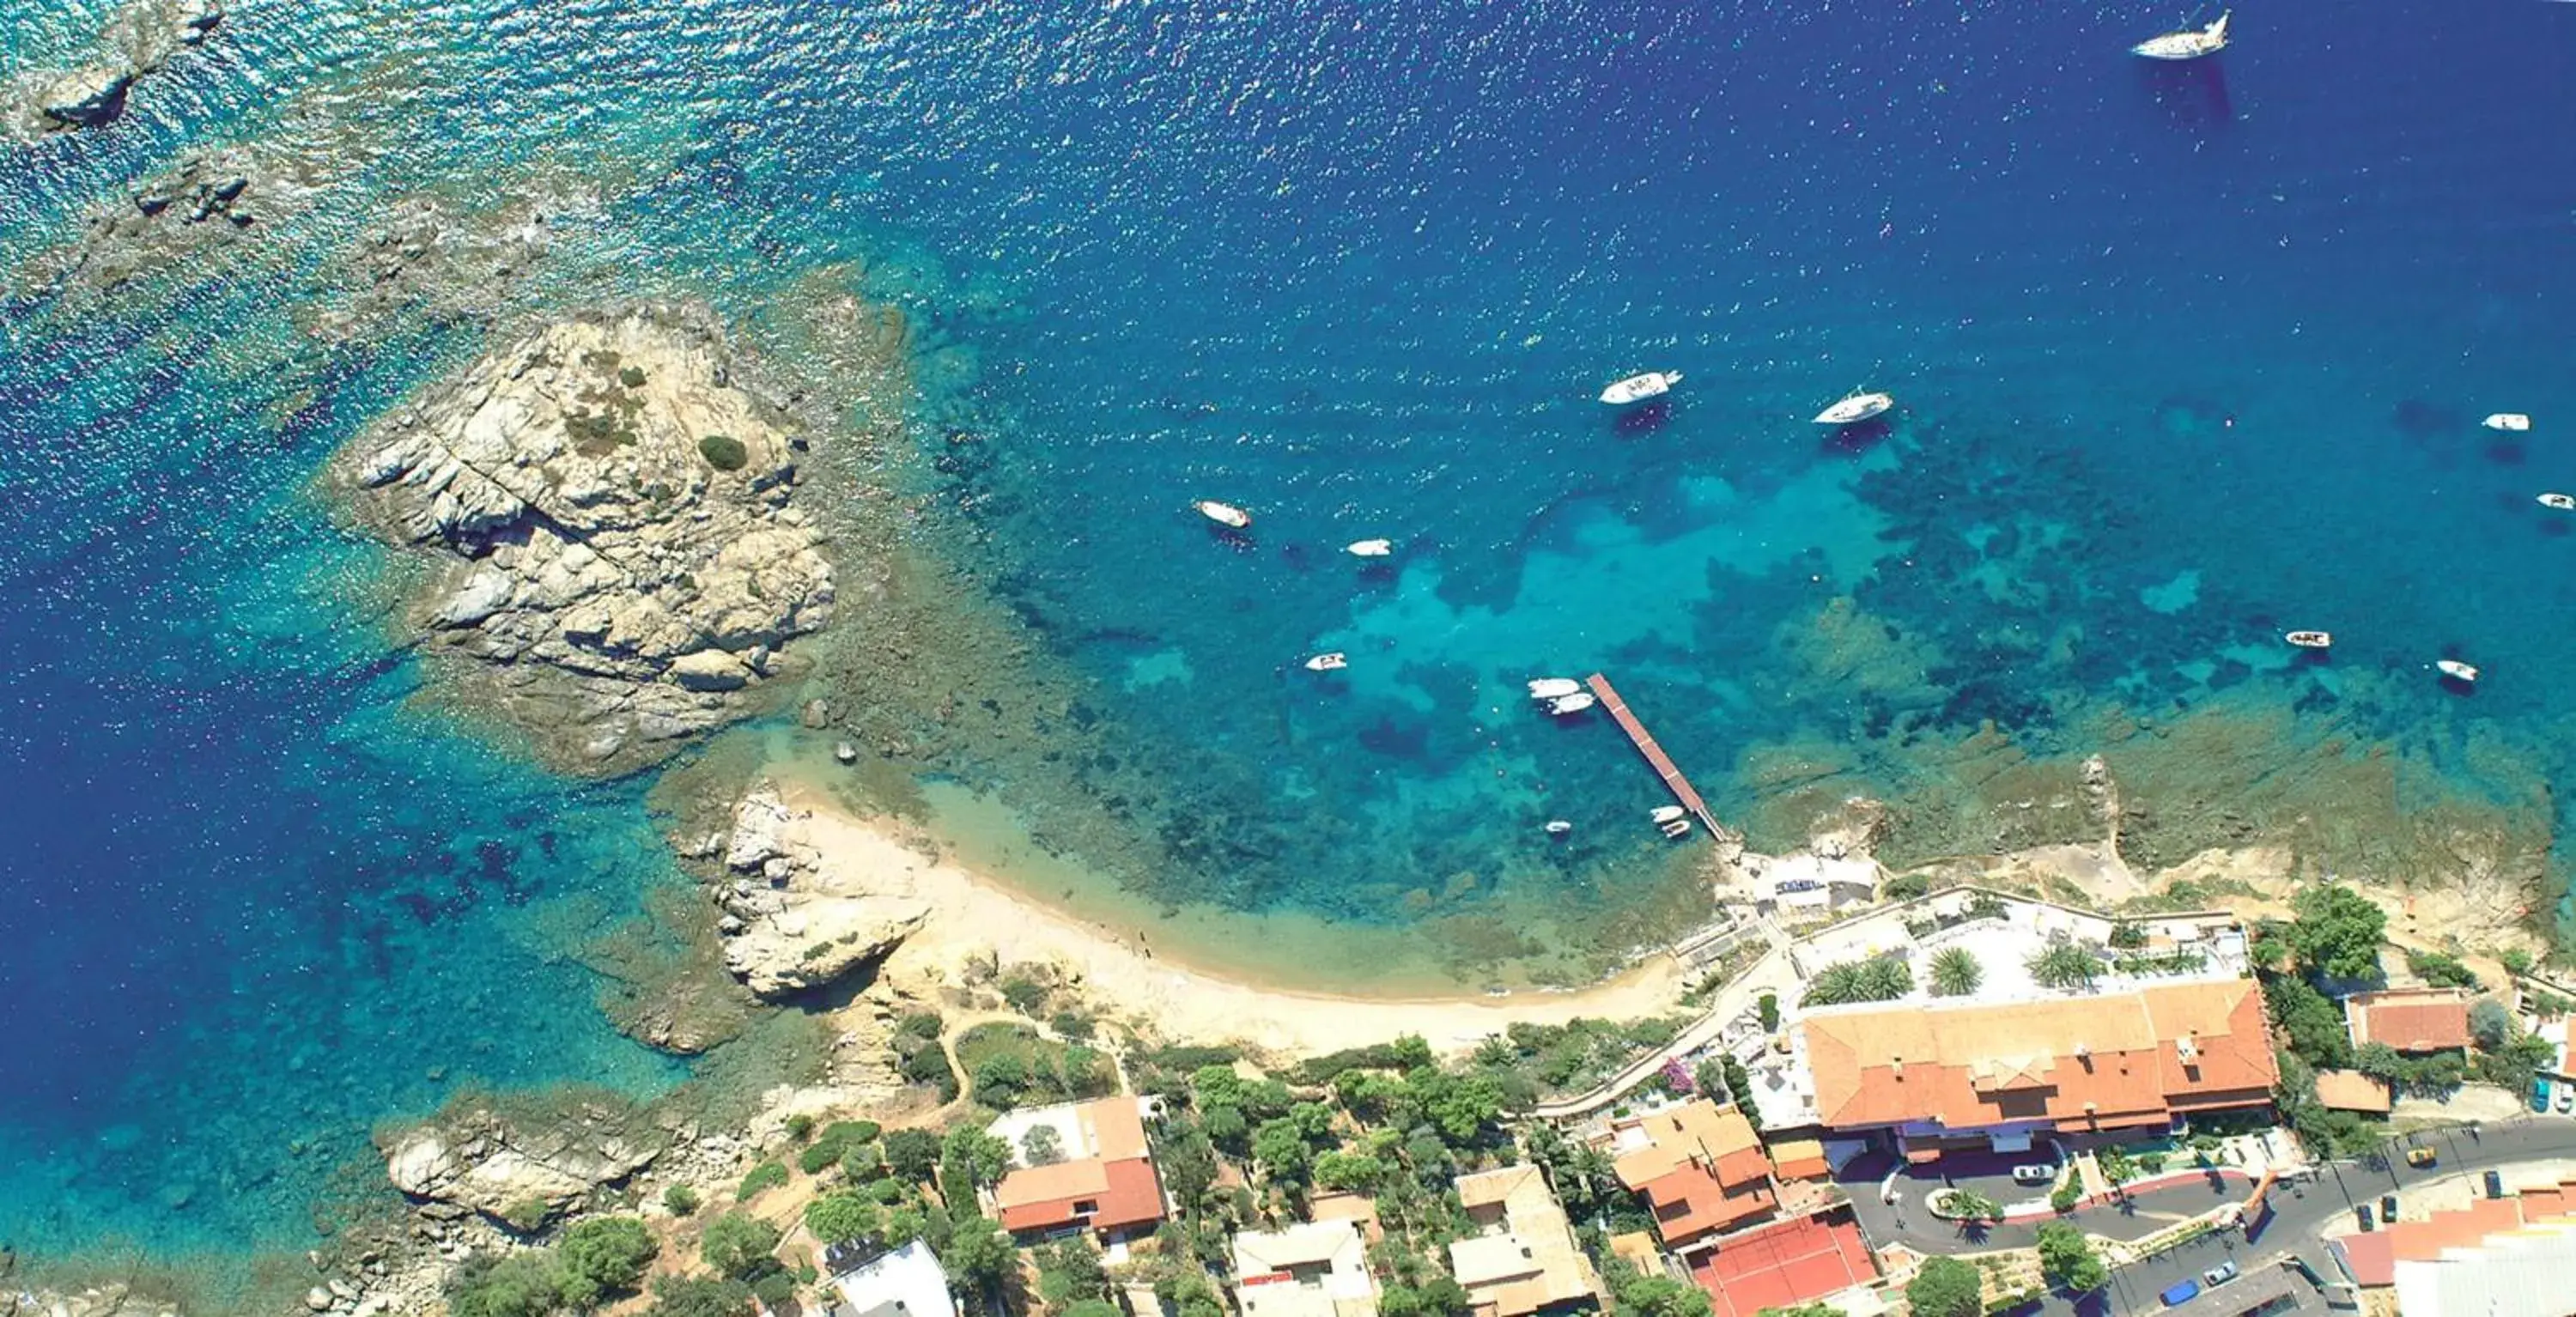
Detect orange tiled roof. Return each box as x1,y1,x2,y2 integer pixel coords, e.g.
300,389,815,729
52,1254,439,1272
2339,1198,2523,1286
1766,1139,1830,1181
2312,1069,2394,1114
2348,988,2472,1053
1801,980,2276,1133
996,1156,1164,1235
1612,1102,1767,1189
1640,1167,1777,1247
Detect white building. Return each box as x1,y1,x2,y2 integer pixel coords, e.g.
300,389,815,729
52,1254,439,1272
2392,1218,2576,1317
828,1239,959,1317
1232,1219,1380,1317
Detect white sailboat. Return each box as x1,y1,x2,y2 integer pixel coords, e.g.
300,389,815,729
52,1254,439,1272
2132,12,2229,61
1600,371,1682,406
1813,391,1895,426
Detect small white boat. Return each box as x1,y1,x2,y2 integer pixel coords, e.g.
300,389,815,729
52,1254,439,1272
2540,493,2576,511
1303,652,1347,672
2487,413,2535,433
1346,538,1394,558
1650,805,1687,824
2284,631,2333,649
1543,820,1573,836
1193,500,1252,529
2132,12,2229,61
1813,391,1895,426
1660,819,1693,838
1545,692,1597,716
1526,677,1583,701
2437,659,2479,683
1600,371,1682,406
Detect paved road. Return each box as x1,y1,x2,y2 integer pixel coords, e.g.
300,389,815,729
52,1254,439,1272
1864,1114,2576,1317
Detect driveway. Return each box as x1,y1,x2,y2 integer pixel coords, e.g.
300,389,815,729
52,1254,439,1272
1838,1149,2240,1252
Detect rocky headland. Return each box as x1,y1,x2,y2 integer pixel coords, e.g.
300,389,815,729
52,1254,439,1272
331,307,836,774
9,0,222,138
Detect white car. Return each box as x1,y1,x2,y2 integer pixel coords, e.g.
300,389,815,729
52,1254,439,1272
2012,1163,2057,1185
2559,1084,2573,1114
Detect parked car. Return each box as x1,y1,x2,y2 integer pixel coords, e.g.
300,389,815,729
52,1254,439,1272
2203,1261,2239,1288
2012,1163,2057,1184
2381,1193,2400,1223
2536,1077,2554,1113
2160,1278,2202,1307
2560,1084,2573,1114
2487,1169,2506,1199
2406,1146,2436,1168
2354,1205,2375,1232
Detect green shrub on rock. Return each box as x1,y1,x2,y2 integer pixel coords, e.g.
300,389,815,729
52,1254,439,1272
558,1216,658,1305
698,434,749,471
663,1184,701,1216
738,1161,789,1199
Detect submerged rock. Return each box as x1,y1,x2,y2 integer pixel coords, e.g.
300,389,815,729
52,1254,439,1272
13,0,224,136
332,307,835,774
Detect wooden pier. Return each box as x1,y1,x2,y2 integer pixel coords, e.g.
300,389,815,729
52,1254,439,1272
1587,672,1733,842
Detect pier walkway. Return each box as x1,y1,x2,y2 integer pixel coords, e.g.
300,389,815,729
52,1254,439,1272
1586,672,1735,843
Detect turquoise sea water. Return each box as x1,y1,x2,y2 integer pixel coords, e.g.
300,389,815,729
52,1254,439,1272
5,0,2576,1287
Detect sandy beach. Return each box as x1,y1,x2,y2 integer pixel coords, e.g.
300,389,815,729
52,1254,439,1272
773,780,1694,1057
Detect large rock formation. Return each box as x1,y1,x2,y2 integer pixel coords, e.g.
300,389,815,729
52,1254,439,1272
714,786,928,999
10,0,222,137
334,307,835,773
377,1102,665,1228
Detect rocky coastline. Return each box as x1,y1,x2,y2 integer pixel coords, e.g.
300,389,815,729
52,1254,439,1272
9,0,222,138
331,306,837,775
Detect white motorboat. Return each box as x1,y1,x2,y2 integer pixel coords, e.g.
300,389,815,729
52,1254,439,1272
1650,805,1687,824
2486,413,2535,433
1526,677,1583,701
1600,371,1682,406
1544,820,1573,836
1346,538,1394,557
1545,691,1597,715
1660,819,1693,838
1813,391,1895,426
2436,659,2479,683
2284,630,2332,649
1193,500,1252,529
2540,493,2576,511
2132,12,2229,61
1303,652,1348,672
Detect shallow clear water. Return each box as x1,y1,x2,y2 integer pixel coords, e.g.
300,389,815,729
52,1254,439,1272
4,0,2575,1284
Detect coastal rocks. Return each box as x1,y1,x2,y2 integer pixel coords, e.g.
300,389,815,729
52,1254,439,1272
12,0,223,137
332,307,836,774
378,1102,666,1228
19,147,304,295
712,786,928,999
0,1283,181,1317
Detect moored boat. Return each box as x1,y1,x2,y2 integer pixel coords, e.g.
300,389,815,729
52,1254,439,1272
1544,820,1573,836
2132,12,2229,60
2436,658,2479,683
1303,652,1348,672
1193,500,1252,529
1346,538,1394,557
1526,677,1583,700
1545,691,1597,715
1659,818,1692,838
1650,805,1687,824
1600,371,1682,406
2541,493,2576,511
2484,413,2533,433
2285,630,2332,649
1813,391,1895,425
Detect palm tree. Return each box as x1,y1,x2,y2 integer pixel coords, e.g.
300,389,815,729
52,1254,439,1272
1930,946,1983,998
2028,943,2105,992
1860,958,1916,1001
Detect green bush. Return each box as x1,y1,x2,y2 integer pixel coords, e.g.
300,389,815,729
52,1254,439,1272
784,1114,816,1143
618,366,647,388
447,1253,566,1317
642,1275,754,1317
1756,992,1779,1033
558,1217,658,1306
499,1197,552,1234
1886,874,1930,901
700,1211,784,1280
663,1184,701,1216
698,434,750,471
2049,1181,2081,1213
738,1162,789,1199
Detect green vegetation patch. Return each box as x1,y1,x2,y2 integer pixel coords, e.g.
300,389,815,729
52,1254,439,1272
698,434,750,471
955,1022,1115,1109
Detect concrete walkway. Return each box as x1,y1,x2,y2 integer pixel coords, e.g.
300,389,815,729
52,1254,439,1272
1528,921,1799,1120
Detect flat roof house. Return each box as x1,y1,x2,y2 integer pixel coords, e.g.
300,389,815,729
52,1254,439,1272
1801,979,2276,1155
986,1096,1167,1242
1449,1166,1602,1317
1233,1219,1381,1317
1605,1100,1778,1250
823,1240,958,1317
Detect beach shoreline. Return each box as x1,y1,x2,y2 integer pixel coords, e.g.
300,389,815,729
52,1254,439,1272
769,778,1698,1056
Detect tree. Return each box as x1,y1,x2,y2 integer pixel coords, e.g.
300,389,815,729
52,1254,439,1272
941,1126,1013,1195
2094,1148,2137,1193
1253,1117,1315,1182
1610,1269,1710,1317
2404,949,2480,991
2470,998,2515,1050
2027,944,2104,992
805,1193,885,1246
2263,974,2353,1068
1942,1190,2002,1222
447,1253,565,1317
557,1216,658,1306
1930,946,1983,998
2036,1222,2108,1293
1801,958,1911,1006
663,1184,701,1216
1906,1255,1984,1317
1757,993,1780,1033
1312,1150,1388,1192
1036,1241,1110,1307
2285,885,2387,980
939,1211,1017,1293
1021,1124,1066,1167
699,1211,782,1280
1720,1053,1764,1132
642,1275,755,1317
2107,921,2147,950
2354,1041,2406,1083
884,1128,943,1183
1859,958,1915,1000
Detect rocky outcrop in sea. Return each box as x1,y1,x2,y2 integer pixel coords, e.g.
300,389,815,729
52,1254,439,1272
707,786,928,999
9,0,222,137
332,307,836,774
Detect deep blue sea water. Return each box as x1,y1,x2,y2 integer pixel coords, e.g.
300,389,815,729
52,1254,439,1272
5,0,2576,1285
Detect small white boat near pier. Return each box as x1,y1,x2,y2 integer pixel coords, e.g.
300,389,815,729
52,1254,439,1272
2539,493,2575,511
2132,12,2229,61
1544,691,1597,715
1526,677,1583,701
